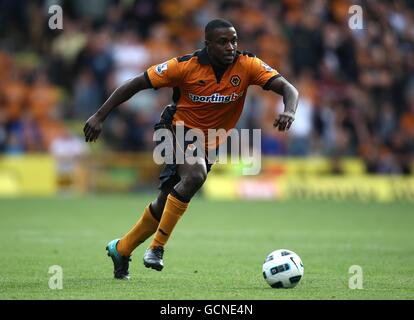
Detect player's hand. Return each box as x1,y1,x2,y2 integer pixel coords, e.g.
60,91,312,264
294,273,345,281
273,111,295,131
83,114,103,142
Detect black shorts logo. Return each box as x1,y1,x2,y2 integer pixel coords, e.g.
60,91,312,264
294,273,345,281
230,75,241,87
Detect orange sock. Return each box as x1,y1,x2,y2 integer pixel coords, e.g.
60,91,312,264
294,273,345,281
117,205,159,256
150,194,189,248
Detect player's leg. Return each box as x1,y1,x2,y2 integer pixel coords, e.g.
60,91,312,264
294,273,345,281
144,157,207,271
116,185,174,255
107,105,179,278
151,158,208,247
106,184,173,279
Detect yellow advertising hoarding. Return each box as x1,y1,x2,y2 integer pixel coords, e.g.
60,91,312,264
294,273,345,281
204,158,414,202
0,155,57,196
204,176,414,202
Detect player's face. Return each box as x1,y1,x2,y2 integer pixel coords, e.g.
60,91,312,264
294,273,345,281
206,27,238,66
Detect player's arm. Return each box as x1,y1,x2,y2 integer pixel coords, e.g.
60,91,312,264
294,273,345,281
83,73,151,142
248,56,299,131
268,76,299,131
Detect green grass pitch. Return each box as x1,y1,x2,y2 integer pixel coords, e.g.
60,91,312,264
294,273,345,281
0,195,413,299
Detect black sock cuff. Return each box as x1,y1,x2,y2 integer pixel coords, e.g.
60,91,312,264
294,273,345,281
170,189,190,203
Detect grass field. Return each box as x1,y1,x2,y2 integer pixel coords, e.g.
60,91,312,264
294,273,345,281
0,195,413,300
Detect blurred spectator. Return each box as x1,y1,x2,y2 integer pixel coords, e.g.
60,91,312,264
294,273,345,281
9,111,44,152
112,30,150,86
74,27,114,96
27,71,61,122
1,60,28,124
73,67,102,118
377,101,397,143
49,128,88,191
276,73,315,156
288,13,324,77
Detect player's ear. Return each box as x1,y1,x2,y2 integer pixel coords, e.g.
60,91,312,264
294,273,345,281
204,39,210,47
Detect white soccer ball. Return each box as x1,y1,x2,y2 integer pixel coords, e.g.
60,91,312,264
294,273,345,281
262,249,304,288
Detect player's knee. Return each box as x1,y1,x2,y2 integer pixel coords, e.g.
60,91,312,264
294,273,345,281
150,200,163,221
150,192,169,221
186,172,207,189
183,166,207,190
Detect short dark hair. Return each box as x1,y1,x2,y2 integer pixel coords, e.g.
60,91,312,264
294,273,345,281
205,19,234,40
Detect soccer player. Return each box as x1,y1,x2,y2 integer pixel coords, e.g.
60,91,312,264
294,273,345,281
83,19,299,279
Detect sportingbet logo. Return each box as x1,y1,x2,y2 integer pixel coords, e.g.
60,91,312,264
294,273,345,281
189,91,244,103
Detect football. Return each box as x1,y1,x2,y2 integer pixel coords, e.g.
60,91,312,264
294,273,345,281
262,249,304,288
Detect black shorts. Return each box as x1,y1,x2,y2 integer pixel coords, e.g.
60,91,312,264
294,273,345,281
154,105,214,190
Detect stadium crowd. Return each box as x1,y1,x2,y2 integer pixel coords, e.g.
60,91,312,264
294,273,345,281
0,0,413,174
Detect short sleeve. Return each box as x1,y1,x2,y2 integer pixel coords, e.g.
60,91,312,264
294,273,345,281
248,57,280,89
146,58,182,88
